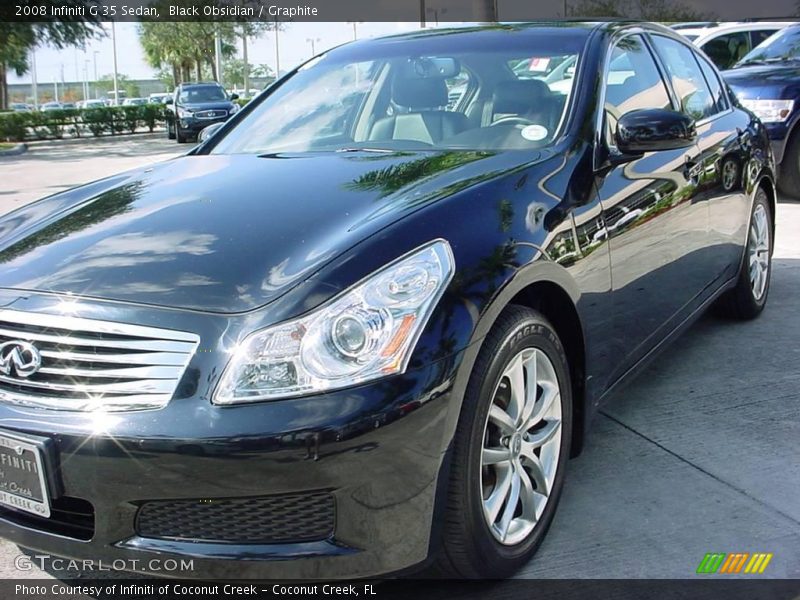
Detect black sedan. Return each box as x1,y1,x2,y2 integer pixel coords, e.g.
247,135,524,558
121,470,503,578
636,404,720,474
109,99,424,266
0,22,775,579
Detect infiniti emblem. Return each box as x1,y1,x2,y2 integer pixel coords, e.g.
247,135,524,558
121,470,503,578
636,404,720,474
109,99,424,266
0,341,42,378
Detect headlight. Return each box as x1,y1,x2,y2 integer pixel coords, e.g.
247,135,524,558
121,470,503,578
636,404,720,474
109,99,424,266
739,99,794,123
177,107,193,119
214,239,455,404
229,104,240,115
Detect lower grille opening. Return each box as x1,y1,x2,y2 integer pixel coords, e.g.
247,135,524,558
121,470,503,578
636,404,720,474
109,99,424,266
136,490,335,544
0,496,95,541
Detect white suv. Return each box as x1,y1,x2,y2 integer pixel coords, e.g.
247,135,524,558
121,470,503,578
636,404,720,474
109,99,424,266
674,21,796,69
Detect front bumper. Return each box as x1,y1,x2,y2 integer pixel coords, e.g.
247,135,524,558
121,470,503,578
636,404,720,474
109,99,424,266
179,115,230,135
0,293,464,579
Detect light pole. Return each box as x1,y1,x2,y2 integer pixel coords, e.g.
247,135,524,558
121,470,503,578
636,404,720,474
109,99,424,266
111,22,120,105
306,37,320,56
214,28,223,84
273,17,281,77
93,51,99,98
347,21,363,40
83,59,90,101
31,47,39,109
241,26,249,95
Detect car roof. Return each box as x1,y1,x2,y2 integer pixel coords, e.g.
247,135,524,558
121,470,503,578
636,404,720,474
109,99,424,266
374,21,669,38
333,21,682,57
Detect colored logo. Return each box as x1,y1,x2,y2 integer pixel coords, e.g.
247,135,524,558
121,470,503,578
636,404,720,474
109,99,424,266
696,552,773,574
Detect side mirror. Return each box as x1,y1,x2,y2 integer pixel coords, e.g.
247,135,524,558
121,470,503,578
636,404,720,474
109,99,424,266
230,93,239,101
615,108,696,155
198,122,225,143
165,97,174,105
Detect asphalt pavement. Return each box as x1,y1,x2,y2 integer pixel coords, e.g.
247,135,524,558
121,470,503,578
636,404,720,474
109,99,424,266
0,135,798,581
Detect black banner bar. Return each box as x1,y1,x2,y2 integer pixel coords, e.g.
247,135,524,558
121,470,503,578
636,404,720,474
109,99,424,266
3,579,800,600
2,0,799,23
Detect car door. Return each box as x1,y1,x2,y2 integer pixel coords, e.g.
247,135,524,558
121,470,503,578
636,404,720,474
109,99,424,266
650,34,753,286
594,33,707,374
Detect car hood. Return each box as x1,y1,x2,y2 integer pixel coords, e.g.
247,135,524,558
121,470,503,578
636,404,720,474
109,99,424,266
723,64,800,99
0,150,527,313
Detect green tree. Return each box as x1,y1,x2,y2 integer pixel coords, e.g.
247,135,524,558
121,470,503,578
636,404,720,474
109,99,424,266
0,3,101,109
138,21,237,87
236,23,283,96
224,58,272,89
155,67,176,93
97,73,140,98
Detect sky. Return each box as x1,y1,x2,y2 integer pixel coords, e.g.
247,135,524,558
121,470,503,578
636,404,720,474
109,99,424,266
9,22,423,87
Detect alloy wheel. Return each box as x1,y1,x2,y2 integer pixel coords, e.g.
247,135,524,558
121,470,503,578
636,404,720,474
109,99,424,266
480,347,562,546
722,160,738,191
749,203,770,300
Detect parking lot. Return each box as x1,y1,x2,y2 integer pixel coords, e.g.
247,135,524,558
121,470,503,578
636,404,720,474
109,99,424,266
0,135,798,580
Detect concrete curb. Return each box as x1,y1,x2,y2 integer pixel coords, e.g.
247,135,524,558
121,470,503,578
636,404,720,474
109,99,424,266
0,143,27,157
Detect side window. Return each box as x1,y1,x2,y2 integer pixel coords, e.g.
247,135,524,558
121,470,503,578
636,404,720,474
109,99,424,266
751,29,778,49
652,36,717,121
701,32,749,69
604,35,672,146
696,54,728,114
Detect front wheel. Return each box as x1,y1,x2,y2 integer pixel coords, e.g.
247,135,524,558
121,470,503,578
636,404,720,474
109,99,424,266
434,305,572,578
715,187,773,319
167,120,176,140
176,123,189,144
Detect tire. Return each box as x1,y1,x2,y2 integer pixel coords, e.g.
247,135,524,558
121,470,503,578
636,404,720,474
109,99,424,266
176,123,189,144
167,121,175,140
777,132,800,199
433,305,572,578
715,187,773,320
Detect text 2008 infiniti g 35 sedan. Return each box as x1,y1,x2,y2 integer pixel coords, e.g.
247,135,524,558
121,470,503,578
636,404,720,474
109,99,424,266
0,22,775,579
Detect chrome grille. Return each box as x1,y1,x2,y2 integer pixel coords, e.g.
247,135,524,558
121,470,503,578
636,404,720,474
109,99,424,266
0,309,199,411
195,110,226,119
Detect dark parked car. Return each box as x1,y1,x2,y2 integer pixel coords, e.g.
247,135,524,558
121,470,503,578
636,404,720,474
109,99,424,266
0,22,775,579
165,81,239,143
723,24,800,198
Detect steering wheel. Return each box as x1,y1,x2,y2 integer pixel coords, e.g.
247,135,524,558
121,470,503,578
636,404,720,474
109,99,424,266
490,116,535,127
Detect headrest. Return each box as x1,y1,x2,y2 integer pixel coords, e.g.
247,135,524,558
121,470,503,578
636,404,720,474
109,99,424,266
492,80,552,115
392,77,448,109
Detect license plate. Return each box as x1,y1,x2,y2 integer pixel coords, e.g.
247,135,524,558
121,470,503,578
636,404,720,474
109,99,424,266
0,431,50,518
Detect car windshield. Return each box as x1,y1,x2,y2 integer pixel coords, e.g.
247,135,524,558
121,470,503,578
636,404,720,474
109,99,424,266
180,85,227,103
211,32,585,154
738,26,800,65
